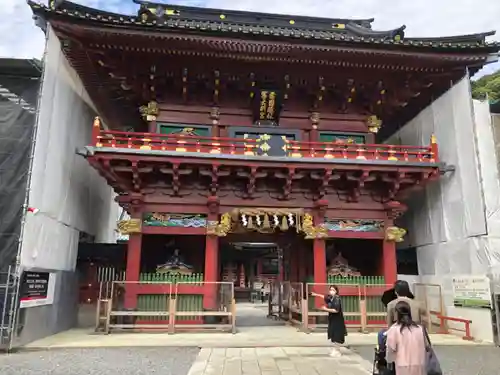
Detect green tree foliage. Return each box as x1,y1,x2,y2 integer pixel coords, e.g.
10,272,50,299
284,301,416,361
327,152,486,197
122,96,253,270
471,69,500,101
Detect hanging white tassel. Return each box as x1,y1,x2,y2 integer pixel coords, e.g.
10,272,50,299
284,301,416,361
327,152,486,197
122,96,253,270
288,213,294,226
241,214,248,226
273,215,279,227
256,215,262,226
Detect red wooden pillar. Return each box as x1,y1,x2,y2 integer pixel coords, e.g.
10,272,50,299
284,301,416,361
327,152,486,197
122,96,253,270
147,119,157,133
313,238,327,308
204,234,219,309
382,239,397,286
382,202,406,286
124,231,143,308
204,206,220,310
312,202,328,307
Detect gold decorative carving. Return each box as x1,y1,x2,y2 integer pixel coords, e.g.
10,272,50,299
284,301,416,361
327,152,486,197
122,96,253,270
367,115,382,134
117,219,142,234
385,226,407,242
139,101,159,121
301,213,328,239
206,213,232,237
256,134,271,155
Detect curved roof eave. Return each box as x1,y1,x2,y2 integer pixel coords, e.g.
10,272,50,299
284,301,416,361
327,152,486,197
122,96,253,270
28,0,500,51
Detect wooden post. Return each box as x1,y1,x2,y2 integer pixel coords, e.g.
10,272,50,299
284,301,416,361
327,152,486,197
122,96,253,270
231,298,237,334
313,238,327,308
168,296,176,334
124,225,142,308
104,298,112,334
148,119,157,133
92,116,101,146
430,134,439,162
359,299,368,333
382,239,397,286
301,296,308,332
204,232,219,310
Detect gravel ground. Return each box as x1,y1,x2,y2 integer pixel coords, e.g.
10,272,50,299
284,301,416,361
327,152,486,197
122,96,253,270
353,345,500,375
0,347,199,375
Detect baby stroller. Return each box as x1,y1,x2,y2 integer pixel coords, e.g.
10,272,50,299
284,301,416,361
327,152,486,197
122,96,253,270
372,338,394,375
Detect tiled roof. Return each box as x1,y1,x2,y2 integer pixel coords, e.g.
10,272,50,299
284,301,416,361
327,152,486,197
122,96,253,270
28,1,499,51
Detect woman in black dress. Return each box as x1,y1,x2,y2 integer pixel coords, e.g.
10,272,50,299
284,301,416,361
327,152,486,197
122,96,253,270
312,285,347,357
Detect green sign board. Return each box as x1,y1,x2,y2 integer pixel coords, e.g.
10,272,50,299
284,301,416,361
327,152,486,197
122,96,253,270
452,276,492,309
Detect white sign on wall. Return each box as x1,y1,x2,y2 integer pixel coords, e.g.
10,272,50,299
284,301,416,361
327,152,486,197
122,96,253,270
452,275,491,309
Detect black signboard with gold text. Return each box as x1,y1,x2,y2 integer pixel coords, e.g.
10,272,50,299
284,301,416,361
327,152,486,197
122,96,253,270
252,89,283,125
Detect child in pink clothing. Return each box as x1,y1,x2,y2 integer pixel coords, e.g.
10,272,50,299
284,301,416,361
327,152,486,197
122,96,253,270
386,301,426,375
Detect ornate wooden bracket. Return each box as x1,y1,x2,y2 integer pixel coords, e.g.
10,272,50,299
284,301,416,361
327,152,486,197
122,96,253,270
117,219,142,235
301,213,328,239
139,101,159,121
366,115,382,133
384,200,407,219
131,161,141,192
206,196,220,215
347,170,373,202
206,212,232,237
210,106,220,125
385,226,407,242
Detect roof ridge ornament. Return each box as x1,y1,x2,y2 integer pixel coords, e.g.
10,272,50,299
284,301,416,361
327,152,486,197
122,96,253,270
48,0,64,10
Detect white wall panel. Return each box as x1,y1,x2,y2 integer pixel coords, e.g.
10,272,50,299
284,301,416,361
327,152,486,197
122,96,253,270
19,27,119,271
388,78,500,342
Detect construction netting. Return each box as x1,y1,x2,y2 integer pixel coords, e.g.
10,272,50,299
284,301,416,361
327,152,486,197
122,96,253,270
0,61,40,271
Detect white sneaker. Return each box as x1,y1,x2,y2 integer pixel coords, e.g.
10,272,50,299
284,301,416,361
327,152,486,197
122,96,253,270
329,349,341,357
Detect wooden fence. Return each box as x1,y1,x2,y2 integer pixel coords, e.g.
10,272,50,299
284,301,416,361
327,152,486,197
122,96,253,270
95,281,236,334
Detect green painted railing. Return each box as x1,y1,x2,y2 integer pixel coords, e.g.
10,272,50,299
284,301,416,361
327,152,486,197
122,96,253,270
327,276,386,285
135,273,204,322
132,273,203,324
138,273,204,283
306,276,387,323
307,294,386,323
137,294,203,321
305,275,385,285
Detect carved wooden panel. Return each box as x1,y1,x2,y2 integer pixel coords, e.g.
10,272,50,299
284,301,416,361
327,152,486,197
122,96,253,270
158,123,211,137
230,127,300,157
319,131,366,144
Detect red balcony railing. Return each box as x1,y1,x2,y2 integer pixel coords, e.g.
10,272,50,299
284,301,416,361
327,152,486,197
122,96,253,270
90,118,439,163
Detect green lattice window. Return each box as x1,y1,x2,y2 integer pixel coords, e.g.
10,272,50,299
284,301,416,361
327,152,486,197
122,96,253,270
319,132,366,144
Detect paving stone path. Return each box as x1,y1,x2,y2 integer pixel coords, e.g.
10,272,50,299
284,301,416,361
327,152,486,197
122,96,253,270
187,347,372,375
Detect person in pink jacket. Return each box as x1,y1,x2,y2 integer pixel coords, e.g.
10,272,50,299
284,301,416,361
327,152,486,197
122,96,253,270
386,300,426,375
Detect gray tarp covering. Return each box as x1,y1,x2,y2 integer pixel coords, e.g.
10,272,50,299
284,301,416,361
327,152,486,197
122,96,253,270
0,60,40,271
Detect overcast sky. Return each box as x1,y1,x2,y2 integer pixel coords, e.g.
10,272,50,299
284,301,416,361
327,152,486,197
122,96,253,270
2,0,499,77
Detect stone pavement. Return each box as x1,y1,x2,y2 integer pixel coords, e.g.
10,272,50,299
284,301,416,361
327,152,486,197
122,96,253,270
23,325,486,349
187,347,372,375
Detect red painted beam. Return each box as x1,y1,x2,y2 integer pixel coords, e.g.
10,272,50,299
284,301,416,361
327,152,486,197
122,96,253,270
326,231,384,239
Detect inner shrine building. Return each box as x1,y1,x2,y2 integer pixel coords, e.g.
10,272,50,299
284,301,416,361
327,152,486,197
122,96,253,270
30,0,499,307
